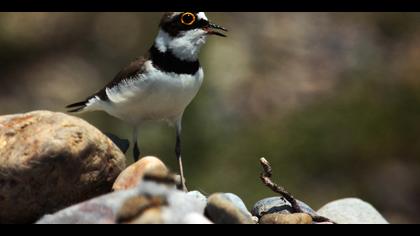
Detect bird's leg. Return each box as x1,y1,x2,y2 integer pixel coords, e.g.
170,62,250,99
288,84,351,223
175,120,188,192
133,126,140,162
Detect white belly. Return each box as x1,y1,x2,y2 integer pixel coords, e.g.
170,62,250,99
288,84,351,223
100,61,204,125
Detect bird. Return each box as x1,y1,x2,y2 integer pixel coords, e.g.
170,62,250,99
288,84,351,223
66,12,227,191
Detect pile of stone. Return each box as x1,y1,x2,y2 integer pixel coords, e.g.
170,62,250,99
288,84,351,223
0,111,389,224
36,156,390,224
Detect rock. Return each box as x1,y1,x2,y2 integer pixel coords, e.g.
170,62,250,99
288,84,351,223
221,193,253,218
129,207,164,224
0,110,126,224
163,187,208,223
205,193,255,224
296,200,317,216
252,197,316,218
187,191,208,208
181,213,213,224
37,188,139,224
252,197,292,217
37,181,208,224
259,213,313,224
316,198,389,224
116,195,166,223
112,156,168,191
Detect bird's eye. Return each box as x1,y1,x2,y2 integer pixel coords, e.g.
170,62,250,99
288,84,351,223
180,12,196,26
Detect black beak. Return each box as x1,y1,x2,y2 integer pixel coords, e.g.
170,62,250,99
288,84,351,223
206,22,228,37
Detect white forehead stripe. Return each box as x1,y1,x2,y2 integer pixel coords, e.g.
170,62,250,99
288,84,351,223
197,12,208,21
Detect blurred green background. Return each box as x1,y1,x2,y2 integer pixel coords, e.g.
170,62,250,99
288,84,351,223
1,12,420,223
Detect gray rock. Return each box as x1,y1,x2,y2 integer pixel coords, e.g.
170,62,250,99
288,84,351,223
316,198,389,224
252,197,291,217
0,111,126,224
205,193,254,224
295,200,317,216
163,189,208,224
222,193,253,218
37,181,208,224
252,197,316,218
37,188,138,224
187,191,208,207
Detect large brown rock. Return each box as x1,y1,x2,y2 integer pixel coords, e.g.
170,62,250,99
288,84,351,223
0,110,126,223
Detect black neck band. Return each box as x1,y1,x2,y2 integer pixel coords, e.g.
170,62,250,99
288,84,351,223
149,45,200,75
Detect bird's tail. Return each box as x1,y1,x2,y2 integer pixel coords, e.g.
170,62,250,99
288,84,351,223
66,100,88,113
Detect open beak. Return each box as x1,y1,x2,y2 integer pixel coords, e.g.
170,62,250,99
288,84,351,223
205,22,228,37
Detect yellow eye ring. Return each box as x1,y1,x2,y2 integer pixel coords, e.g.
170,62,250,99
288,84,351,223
180,12,196,26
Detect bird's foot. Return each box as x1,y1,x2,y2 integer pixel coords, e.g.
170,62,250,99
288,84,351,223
133,142,140,162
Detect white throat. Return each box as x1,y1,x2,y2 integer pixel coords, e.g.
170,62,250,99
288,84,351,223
154,29,208,62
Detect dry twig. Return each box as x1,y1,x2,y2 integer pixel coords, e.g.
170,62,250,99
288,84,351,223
259,157,302,212
259,157,335,224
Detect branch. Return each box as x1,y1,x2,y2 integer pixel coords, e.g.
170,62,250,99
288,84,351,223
259,157,335,224
259,157,302,213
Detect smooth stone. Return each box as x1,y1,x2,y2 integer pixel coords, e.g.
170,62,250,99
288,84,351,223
317,198,389,224
37,180,211,224
222,193,253,218
36,181,188,224
252,197,316,218
187,191,208,208
0,110,126,224
297,200,317,216
116,195,166,223
252,197,291,217
112,156,168,191
205,193,255,224
260,213,313,224
36,188,139,224
163,188,208,223
129,207,164,224
181,213,213,224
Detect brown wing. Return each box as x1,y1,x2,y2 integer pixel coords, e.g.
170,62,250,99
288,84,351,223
94,56,148,101
66,56,148,112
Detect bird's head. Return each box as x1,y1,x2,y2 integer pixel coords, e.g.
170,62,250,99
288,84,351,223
154,12,228,61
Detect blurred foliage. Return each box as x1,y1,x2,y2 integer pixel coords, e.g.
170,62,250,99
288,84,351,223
1,12,420,223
